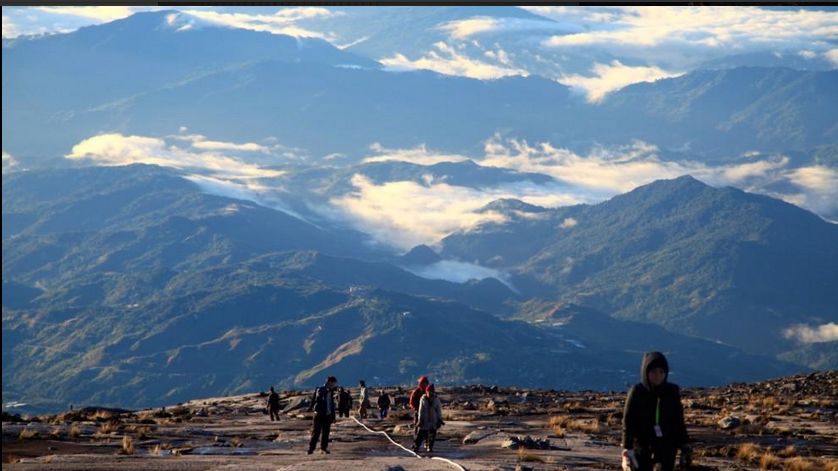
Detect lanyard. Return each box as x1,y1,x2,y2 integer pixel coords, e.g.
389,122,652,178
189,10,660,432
655,397,661,425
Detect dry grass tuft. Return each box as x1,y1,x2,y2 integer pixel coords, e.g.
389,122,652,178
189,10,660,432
18,427,40,439
738,443,763,464
96,421,119,436
777,445,797,458
517,447,548,463
121,435,135,455
760,452,781,470
68,423,81,438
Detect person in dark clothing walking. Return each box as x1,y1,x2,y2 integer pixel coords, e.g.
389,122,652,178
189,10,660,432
307,376,338,454
266,386,281,421
621,352,692,471
337,386,352,418
377,391,392,419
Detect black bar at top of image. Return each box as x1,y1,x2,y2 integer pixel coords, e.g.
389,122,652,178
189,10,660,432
579,2,831,5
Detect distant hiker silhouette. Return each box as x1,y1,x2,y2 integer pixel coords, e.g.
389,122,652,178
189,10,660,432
413,383,443,453
266,386,281,421
358,380,372,419
409,375,430,426
307,376,337,454
377,391,391,419
622,352,691,471
338,386,352,418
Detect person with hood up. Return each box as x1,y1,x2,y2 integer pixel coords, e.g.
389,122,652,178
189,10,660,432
413,384,444,453
409,376,429,425
622,352,692,471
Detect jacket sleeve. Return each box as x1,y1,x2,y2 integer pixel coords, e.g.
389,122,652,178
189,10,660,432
417,397,427,428
622,385,638,449
673,385,689,447
308,388,317,413
434,398,443,428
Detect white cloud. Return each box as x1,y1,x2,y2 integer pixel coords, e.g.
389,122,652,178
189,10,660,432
560,60,683,102
480,134,838,219
66,133,283,180
170,133,271,153
798,50,818,60
559,217,578,229
329,174,508,250
826,48,838,67
786,166,838,216
783,323,838,344
481,135,686,195
3,15,20,38
181,9,332,39
540,6,838,69
440,16,584,40
380,41,528,80
789,165,838,193
720,157,790,183
325,168,585,250
337,35,369,50
402,260,513,288
2,151,19,173
362,143,470,166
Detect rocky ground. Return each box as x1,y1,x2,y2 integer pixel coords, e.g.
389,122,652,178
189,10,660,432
2,371,836,471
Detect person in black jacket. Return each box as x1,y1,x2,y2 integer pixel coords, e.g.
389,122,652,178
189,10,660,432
622,352,692,471
377,391,392,419
265,386,281,421
307,376,338,454
337,387,352,418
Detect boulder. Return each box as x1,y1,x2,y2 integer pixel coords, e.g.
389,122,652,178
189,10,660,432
463,430,498,445
282,396,310,413
500,435,552,450
718,416,741,430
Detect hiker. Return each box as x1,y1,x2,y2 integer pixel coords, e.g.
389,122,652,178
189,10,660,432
358,380,372,419
338,386,353,418
307,376,338,454
409,375,429,425
413,384,443,453
266,386,281,421
621,351,692,471
377,391,392,419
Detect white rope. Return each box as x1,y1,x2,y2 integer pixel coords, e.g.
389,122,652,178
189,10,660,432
350,416,467,471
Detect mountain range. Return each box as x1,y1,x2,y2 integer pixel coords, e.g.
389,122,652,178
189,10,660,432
1,165,823,413
3,11,837,162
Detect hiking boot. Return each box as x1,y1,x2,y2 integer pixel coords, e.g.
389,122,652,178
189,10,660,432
320,449,330,454
307,449,313,455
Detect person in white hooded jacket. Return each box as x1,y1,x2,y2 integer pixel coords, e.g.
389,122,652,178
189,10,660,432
413,384,444,453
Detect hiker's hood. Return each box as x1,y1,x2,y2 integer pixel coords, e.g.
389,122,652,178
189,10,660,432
641,351,669,390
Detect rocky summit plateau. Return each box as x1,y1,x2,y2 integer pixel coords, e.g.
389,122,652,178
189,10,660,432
2,371,836,471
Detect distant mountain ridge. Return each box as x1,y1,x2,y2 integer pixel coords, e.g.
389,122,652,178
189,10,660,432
3,11,837,162
441,175,838,360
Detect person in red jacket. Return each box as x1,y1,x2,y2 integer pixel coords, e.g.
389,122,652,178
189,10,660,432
409,376,429,425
